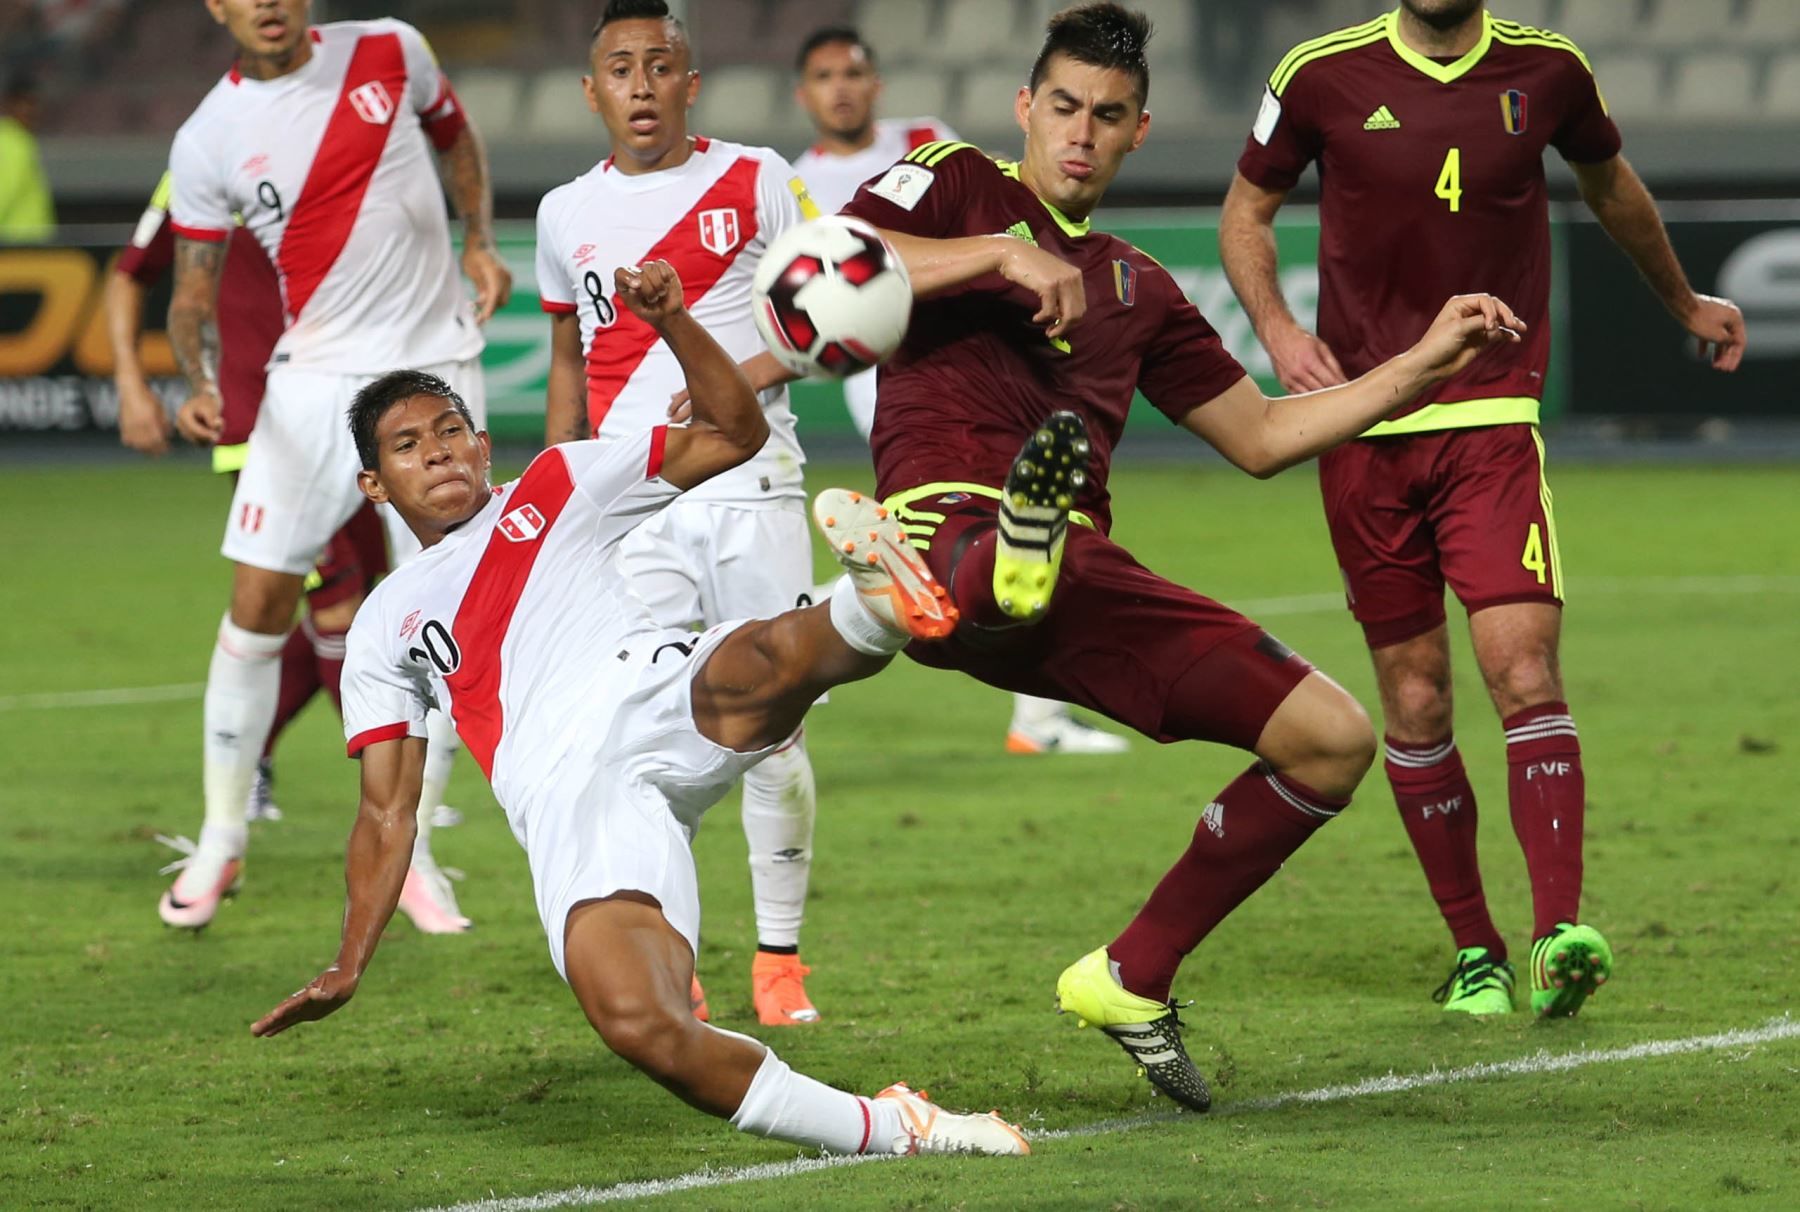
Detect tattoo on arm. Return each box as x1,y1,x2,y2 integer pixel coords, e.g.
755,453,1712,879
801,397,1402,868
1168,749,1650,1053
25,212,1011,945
439,126,495,253
169,238,225,395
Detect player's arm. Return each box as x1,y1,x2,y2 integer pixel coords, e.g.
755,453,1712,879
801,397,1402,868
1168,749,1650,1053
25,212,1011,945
437,124,512,324
1183,294,1524,478
251,734,427,1037
107,261,172,457
165,235,228,446
545,311,589,446
616,261,767,490
878,229,1086,340
1218,171,1347,392
1571,155,1745,371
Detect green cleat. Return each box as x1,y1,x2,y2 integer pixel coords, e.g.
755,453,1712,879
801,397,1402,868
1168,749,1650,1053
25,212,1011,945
1431,946,1516,1015
1530,922,1613,1018
994,411,1089,621
1055,947,1210,1112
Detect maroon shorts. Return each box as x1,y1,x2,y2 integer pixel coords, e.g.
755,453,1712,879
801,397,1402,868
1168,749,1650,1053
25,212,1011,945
307,502,389,611
897,494,1314,749
1318,424,1562,649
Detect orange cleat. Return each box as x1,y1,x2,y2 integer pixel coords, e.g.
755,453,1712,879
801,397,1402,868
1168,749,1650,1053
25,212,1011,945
690,973,711,1022
812,487,958,640
752,951,820,1026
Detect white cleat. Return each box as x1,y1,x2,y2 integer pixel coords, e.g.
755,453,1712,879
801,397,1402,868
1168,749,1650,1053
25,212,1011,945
397,858,472,934
1006,711,1130,756
873,1083,1031,1156
812,489,958,640
244,759,283,822
156,833,243,930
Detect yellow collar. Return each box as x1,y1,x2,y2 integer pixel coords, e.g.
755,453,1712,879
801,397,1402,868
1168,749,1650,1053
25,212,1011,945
1385,7,1494,84
996,159,1092,238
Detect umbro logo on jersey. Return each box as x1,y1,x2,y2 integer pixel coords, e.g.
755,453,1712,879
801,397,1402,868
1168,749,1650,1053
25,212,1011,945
697,208,742,256
498,504,547,543
242,153,270,175
399,610,423,641
348,80,396,126
1363,105,1402,131
1202,801,1225,838
573,243,598,267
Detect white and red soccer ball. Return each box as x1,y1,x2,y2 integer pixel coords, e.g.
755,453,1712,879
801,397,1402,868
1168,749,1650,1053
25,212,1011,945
752,215,912,379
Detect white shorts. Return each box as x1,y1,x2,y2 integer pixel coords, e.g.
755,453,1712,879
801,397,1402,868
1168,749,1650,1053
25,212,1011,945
222,358,485,575
522,621,775,980
843,365,878,440
619,497,816,628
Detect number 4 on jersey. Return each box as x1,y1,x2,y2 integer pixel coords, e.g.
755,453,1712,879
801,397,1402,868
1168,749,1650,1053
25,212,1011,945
1435,148,1463,213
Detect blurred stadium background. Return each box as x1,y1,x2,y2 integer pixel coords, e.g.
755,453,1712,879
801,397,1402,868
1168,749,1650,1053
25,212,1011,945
3,0,1796,443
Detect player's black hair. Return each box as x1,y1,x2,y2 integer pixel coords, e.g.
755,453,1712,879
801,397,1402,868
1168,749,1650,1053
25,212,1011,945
592,0,686,42
1029,3,1154,107
349,370,474,471
795,25,875,73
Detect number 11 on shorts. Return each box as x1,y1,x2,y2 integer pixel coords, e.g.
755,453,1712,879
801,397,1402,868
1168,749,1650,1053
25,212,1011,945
1521,522,1547,584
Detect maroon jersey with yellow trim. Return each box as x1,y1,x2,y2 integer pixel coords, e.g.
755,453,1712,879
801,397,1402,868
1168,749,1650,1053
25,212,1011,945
841,145,1246,531
1236,12,1620,430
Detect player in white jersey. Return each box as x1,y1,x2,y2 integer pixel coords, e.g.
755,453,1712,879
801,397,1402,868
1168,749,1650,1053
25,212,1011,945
535,0,825,1027
159,0,512,931
251,262,1028,1159
789,23,1130,761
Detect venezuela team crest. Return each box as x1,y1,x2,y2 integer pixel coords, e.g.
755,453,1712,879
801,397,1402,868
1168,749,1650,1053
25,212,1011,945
1500,89,1529,136
1112,259,1137,306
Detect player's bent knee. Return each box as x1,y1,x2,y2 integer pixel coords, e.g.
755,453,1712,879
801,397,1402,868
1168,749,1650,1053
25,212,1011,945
592,1002,698,1084
1260,674,1375,799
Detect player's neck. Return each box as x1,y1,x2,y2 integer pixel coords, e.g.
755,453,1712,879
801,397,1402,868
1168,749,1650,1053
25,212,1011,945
1395,7,1486,59
814,123,876,157
610,135,698,176
236,37,314,82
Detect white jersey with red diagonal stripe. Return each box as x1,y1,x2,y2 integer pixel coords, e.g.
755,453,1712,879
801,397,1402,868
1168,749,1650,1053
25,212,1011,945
168,20,481,374
342,429,680,812
534,139,811,505
794,117,958,215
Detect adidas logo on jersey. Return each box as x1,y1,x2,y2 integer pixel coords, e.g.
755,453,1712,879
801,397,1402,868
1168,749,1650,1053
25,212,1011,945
1363,105,1401,131
1202,801,1226,839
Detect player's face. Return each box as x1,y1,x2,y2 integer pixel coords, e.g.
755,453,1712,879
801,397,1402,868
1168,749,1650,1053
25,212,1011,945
360,398,492,539
796,41,881,142
1016,55,1150,220
206,0,311,62
584,18,699,168
1399,0,1486,31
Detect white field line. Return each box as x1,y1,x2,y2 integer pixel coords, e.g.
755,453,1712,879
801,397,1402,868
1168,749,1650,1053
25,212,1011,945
10,575,1798,715
416,1015,1798,1212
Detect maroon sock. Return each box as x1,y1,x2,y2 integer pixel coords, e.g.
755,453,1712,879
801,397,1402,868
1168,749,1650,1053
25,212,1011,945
264,628,322,758
1108,762,1347,1003
1385,737,1504,958
1503,701,1585,936
307,617,349,715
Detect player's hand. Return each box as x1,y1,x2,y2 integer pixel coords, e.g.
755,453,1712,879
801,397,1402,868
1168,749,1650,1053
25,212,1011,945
617,261,685,325
1681,293,1746,372
174,389,225,446
1263,323,1349,393
117,378,172,457
251,966,358,1038
997,242,1086,340
1413,294,1526,382
463,246,513,325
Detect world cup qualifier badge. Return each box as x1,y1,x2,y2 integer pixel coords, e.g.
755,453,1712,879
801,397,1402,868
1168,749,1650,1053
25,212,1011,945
1500,89,1528,135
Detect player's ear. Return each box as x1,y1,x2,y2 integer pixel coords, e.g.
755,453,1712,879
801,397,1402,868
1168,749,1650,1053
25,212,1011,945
358,468,390,506
477,430,492,471
581,72,601,116
1130,107,1151,153
204,0,226,26
684,68,700,111
1014,85,1032,135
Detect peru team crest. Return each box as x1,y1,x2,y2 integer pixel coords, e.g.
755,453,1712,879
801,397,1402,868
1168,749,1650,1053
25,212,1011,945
1500,89,1528,136
498,503,546,543
698,208,742,256
348,80,396,125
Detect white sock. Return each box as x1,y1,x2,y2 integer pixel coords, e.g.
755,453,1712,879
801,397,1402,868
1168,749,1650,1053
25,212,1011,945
729,1048,909,1154
741,734,815,949
828,575,908,656
1010,693,1072,730
414,710,459,866
201,615,288,854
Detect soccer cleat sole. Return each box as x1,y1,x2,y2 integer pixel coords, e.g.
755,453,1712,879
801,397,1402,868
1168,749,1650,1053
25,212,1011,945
994,411,1089,621
813,488,958,640
1532,926,1613,1018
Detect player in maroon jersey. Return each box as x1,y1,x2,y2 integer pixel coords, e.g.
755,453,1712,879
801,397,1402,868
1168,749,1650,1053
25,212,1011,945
812,3,1517,1109
1221,0,1745,1018
107,171,469,934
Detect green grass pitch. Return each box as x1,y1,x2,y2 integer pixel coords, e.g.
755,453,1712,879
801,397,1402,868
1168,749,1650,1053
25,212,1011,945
3,455,1797,1210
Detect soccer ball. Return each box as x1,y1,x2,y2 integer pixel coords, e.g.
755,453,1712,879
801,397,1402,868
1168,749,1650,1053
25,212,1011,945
752,215,912,378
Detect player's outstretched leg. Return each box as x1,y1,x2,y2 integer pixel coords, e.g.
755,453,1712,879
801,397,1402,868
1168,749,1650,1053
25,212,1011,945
995,411,1089,621
1530,922,1612,1018
564,894,1027,1156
